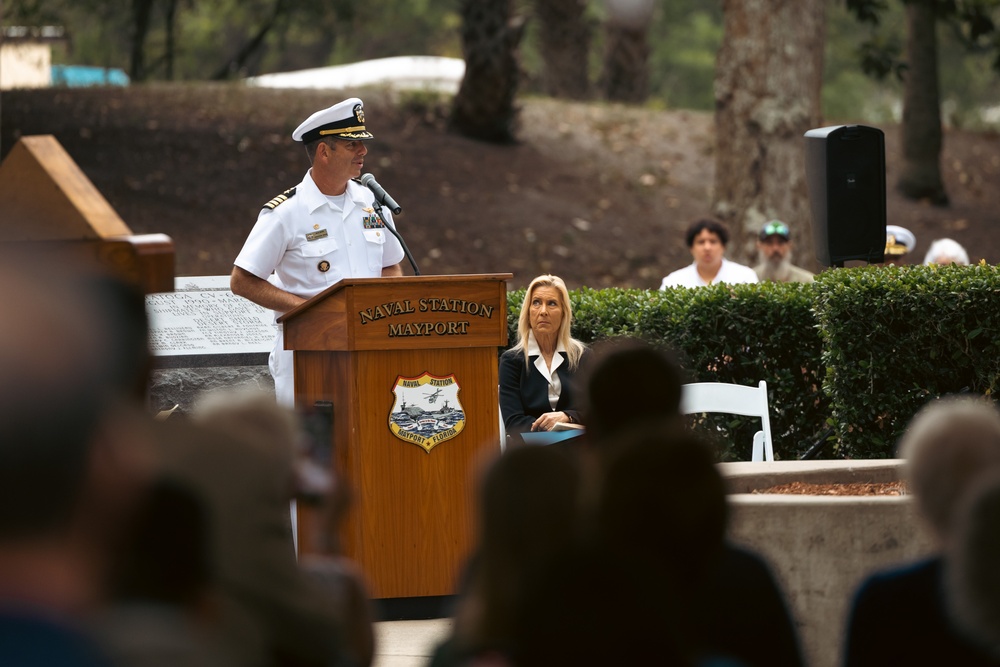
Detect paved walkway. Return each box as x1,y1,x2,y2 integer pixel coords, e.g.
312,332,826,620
373,618,453,667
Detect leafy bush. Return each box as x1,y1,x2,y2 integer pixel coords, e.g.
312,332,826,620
814,263,1000,458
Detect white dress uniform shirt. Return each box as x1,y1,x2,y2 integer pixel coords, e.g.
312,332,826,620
235,169,405,405
659,258,759,290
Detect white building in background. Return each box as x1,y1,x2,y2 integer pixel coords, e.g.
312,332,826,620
246,56,465,94
0,26,66,89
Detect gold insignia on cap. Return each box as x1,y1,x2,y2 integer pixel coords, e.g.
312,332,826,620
318,260,330,273
885,235,908,255
355,104,365,124
319,126,367,137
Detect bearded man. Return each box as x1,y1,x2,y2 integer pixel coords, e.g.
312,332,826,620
753,220,815,284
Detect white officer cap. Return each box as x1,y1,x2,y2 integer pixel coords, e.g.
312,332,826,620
292,97,373,143
885,225,916,256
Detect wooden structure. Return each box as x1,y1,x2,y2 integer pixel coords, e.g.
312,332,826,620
0,135,173,293
279,274,511,598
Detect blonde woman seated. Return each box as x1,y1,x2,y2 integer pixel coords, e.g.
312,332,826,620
499,275,590,441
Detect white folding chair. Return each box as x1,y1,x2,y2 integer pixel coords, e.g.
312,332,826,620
680,380,774,461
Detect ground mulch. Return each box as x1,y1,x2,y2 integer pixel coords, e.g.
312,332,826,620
753,481,908,496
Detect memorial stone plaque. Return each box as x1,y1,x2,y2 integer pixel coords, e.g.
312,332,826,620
147,275,275,368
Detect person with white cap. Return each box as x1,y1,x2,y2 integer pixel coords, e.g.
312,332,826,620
231,98,405,406
885,225,916,264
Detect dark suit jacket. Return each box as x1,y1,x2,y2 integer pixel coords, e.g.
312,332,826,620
498,347,589,436
843,556,999,667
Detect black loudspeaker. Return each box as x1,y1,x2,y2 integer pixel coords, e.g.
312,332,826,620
804,125,886,266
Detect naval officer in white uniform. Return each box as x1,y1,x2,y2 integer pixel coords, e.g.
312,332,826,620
231,98,405,406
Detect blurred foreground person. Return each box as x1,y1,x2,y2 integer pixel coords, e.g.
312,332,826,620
151,389,373,667
581,338,803,667
0,256,155,666
430,445,583,667
94,477,230,667
945,471,1000,658
843,396,1000,667
581,336,686,449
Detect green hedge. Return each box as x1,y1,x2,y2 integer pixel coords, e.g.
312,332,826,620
505,264,1000,461
507,283,828,461
814,263,1000,458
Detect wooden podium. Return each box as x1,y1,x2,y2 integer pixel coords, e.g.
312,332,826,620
0,135,173,294
278,273,511,598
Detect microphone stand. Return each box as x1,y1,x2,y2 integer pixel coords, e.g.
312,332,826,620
373,199,421,276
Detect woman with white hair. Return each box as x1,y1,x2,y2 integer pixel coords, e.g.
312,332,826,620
923,238,970,266
843,396,1000,666
499,275,589,440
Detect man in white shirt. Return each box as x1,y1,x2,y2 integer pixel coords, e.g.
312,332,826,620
660,218,758,289
231,98,405,406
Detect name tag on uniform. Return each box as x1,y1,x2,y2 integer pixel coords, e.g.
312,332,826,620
306,229,328,241
363,215,385,229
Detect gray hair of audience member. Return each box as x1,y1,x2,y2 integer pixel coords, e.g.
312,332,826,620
0,256,120,539
582,336,686,443
898,396,1000,544
192,389,299,464
923,238,970,266
944,471,1000,656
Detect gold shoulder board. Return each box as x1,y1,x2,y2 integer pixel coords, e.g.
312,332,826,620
262,187,297,210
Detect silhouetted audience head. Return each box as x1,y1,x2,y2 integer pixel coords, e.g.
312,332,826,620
898,396,1000,544
452,445,583,658
478,445,581,565
582,336,686,443
0,251,156,639
112,477,212,609
513,426,720,667
945,471,1000,657
596,426,727,581
0,255,141,543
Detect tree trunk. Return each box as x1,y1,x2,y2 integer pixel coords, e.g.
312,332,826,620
130,0,156,82
451,0,524,144
531,0,591,99
212,0,287,80
713,0,825,267
164,0,178,80
600,0,653,103
897,0,948,205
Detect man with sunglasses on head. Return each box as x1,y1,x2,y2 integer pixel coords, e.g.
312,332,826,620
754,220,814,284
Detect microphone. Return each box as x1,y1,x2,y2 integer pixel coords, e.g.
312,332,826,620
359,173,402,215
